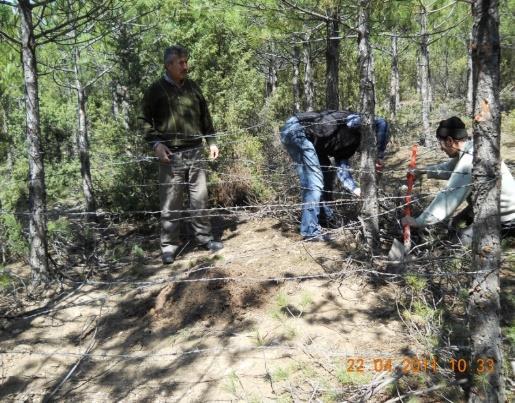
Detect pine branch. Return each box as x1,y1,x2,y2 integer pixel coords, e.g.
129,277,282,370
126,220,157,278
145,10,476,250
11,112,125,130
33,2,50,31
229,0,283,13
0,29,21,46
428,0,458,15
35,0,115,44
280,0,331,22
51,70,77,90
84,65,114,89
30,0,57,8
378,17,467,40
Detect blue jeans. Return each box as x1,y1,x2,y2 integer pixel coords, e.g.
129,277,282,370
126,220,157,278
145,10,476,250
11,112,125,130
280,117,332,237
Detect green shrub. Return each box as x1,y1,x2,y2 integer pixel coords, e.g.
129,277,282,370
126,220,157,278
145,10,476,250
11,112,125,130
47,217,73,243
0,266,11,289
0,213,27,258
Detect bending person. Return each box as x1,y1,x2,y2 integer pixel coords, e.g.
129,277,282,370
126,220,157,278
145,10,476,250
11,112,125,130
401,116,515,245
331,113,389,197
280,110,389,240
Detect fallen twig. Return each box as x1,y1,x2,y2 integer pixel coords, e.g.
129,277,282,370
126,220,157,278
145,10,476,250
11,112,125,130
44,327,97,401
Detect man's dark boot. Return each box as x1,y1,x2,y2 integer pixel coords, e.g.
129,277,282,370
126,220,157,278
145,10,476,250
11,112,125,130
162,252,175,265
201,240,224,252
303,233,334,242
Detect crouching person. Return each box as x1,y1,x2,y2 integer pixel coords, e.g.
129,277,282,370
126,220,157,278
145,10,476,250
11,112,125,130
401,116,515,245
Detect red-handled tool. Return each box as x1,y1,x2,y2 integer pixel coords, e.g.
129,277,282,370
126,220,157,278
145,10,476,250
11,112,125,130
387,144,418,268
403,144,418,249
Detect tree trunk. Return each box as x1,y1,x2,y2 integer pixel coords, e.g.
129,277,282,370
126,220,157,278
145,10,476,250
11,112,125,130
0,103,6,261
111,24,140,131
357,0,379,256
468,1,505,401
416,53,421,95
111,81,119,118
265,60,278,98
1,235,5,264
419,5,433,146
18,0,49,283
466,32,474,118
73,47,96,214
265,43,278,98
292,45,301,113
77,87,96,213
0,198,5,264
325,8,340,110
389,34,400,120
443,41,449,99
1,106,13,177
7,145,13,177
113,83,130,130
303,32,315,112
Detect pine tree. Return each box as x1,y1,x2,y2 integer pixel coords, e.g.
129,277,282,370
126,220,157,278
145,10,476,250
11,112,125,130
468,0,505,400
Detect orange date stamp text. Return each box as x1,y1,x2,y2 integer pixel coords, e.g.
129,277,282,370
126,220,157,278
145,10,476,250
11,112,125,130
345,357,497,374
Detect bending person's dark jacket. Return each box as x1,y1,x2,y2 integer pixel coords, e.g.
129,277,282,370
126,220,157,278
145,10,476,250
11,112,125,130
141,77,215,149
295,110,388,160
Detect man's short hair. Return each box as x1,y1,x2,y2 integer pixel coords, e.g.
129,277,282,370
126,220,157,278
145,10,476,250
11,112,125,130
436,116,468,140
164,45,189,65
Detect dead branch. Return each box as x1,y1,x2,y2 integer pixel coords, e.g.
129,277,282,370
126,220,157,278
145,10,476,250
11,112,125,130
383,378,467,403
45,327,98,401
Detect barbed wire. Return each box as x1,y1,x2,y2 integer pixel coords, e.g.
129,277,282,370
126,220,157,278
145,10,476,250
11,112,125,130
67,266,495,290
0,179,490,223
2,144,511,189
82,222,487,271
0,343,471,362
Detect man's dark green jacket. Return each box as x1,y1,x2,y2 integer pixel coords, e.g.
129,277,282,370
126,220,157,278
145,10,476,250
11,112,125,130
141,77,215,149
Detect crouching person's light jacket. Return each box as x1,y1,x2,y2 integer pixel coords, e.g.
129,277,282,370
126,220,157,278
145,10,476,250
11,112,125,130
415,140,515,227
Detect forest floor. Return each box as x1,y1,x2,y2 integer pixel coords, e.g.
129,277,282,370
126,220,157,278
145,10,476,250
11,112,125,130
1,131,514,402
0,218,413,402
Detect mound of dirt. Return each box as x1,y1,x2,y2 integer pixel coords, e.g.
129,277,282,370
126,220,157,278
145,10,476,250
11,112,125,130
150,269,275,331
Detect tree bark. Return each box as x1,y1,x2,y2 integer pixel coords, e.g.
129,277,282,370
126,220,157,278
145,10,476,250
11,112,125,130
18,0,50,283
0,198,5,264
419,5,433,146
1,106,13,177
443,41,449,99
416,53,421,96
73,47,96,214
292,45,301,112
466,32,474,118
265,60,278,98
265,43,278,98
111,24,139,131
112,83,130,130
303,31,315,111
468,1,505,401
325,7,340,110
357,0,379,256
389,34,400,120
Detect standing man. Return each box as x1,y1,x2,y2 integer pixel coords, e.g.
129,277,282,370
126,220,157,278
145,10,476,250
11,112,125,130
142,45,223,264
279,110,389,240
